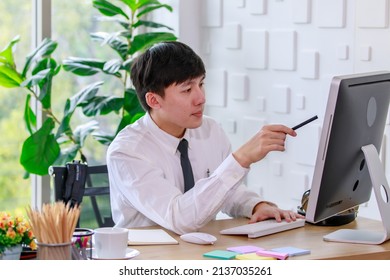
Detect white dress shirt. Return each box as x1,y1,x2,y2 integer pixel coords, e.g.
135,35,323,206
107,113,264,234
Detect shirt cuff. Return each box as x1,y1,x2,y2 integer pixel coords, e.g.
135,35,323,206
213,154,249,187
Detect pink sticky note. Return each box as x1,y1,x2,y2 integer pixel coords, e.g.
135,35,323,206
227,245,264,254
256,250,289,260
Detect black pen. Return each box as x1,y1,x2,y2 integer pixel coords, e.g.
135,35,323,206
292,115,318,130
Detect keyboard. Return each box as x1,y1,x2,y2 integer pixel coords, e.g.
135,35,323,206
220,219,305,238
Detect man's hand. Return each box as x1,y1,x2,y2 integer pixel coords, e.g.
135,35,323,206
249,201,305,223
233,124,296,168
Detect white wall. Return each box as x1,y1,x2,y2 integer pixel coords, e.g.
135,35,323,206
158,0,390,221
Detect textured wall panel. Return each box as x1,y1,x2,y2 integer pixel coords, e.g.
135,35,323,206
290,172,309,200
295,94,306,110
200,0,222,27
229,73,249,100
243,29,268,69
224,22,242,49
247,0,267,15
337,44,349,60
293,125,320,166
235,0,245,8
293,0,312,23
256,96,266,112
270,30,297,70
223,118,237,134
205,69,227,107
242,116,266,140
357,0,389,28
316,0,346,28
300,50,319,79
272,161,283,176
194,0,390,219
360,45,372,61
270,85,291,114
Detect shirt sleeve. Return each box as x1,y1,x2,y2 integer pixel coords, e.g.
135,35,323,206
108,146,249,235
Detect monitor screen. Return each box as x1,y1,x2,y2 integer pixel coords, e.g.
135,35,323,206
305,71,390,244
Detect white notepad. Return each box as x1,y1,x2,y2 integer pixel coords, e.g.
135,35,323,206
128,229,179,245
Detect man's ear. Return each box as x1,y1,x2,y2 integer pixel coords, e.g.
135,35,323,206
145,92,161,109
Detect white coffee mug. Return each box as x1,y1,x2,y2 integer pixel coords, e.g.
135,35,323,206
94,227,129,259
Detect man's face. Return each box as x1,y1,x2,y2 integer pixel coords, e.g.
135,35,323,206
149,75,206,138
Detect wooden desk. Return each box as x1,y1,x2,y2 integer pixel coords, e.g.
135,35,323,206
131,217,390,260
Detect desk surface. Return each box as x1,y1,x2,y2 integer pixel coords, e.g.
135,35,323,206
131,217,390,260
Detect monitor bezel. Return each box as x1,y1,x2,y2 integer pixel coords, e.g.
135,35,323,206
306,71,390,225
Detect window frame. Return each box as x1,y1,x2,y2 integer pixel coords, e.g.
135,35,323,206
31,0,52,210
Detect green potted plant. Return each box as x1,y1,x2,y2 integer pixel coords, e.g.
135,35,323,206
0,0,177,176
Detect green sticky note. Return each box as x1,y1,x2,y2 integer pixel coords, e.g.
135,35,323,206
203,250,238,260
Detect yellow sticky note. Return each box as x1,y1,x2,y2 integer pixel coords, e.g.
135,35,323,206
235,253,277,260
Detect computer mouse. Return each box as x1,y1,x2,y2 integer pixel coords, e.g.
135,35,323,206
180,232,217,245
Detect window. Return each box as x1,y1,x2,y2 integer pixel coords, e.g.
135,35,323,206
0,0,33,215
0,1,118,220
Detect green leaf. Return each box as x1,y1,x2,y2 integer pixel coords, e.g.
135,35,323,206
64,81,104,117
38,71,53,109
122,57,133,69
0,35,20,66
91,132,115,146
132,20,174,30
73,120,99,147
57,82,103,138
30,58,58,109
22,38,57,78
20,118,60,175
114,110,145,135
20,68,51,88
128,32,177,55
62,57,106,76
114,89,145,134
103,59,122,74
130,112,144,123
118,0,137,11
94,15,131,30
0,65,23,88
135,0,164,10
118,30,132,40
116,114,133,134
23,94,36,135
56,112,73,139
81,96,123,116
90,32,129,60
54,145,80,166
93,0,129,19
124,88,145,115
31,57,58,75
137,4,173,18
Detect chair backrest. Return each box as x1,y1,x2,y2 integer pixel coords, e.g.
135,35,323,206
49,164,115,229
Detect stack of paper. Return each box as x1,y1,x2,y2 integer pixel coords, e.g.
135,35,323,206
127,229,179,245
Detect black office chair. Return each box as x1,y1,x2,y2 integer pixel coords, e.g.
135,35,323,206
49,163,115,229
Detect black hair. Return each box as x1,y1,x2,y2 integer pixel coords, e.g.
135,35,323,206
130,41,206,111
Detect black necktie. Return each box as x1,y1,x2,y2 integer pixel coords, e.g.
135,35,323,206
177,139,195,192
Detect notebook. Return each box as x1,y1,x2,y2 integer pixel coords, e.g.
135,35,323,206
127,229,179,245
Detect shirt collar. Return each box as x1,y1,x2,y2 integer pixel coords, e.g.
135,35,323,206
144,113,192,154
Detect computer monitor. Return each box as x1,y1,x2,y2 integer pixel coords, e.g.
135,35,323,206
305,71,390,244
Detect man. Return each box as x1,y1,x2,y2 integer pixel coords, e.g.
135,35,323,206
107,41,302,235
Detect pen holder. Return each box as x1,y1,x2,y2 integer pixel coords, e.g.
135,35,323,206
36,241,72,260
71,228,94,260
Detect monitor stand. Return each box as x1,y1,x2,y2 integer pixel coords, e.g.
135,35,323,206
323,144,390,244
